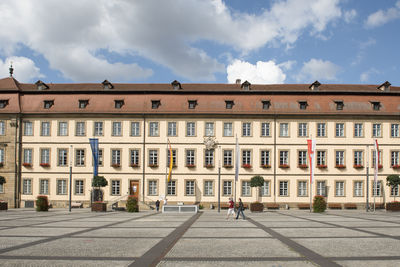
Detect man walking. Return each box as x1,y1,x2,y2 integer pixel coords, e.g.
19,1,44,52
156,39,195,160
236,198,245,220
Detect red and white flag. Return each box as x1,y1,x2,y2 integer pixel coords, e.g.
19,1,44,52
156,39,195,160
374,139,379,183
307,139,316,184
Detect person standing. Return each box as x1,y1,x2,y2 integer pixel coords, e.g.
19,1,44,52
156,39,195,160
236,198,245,220
155,199,160,212
226,198,235,220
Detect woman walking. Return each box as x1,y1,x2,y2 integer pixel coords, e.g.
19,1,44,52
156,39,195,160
236,198,245,220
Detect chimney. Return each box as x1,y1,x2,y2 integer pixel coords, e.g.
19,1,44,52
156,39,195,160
235,79,241,84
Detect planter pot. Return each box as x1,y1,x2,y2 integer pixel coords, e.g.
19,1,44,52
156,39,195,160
0,202,7,211
92,202,107,212
386,202,400,211
250,202,264,212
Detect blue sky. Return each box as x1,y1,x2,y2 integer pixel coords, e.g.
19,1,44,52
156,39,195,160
0,0,399,86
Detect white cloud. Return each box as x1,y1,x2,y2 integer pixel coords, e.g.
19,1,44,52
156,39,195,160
360,68,380,83
365,1,400,28
296,58,340,82
227,60,286,84
351,38,376,66
0,56,43,82
344,9,357,23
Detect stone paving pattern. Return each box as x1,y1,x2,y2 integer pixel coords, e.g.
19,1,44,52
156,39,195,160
0,209,399,266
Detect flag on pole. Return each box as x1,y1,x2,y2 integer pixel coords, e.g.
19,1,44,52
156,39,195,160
307,139,316,184
235,136,239,181
167,139,173,182
89,138,99,176
374,139,379,183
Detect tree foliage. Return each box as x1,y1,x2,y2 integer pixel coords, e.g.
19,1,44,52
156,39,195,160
92,175,108,188
250,175,264,187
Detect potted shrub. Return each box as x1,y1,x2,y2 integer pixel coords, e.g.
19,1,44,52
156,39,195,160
250,175,265,212
36,195,49,211
279,164,289,168
298,164,308,169
23,162,32,167
313,195,327,213
0,176,7,211
386,174,400,211
91,175,108,212
261,164,271,169
40,163,50,167
111,163,120,168
335,164,346,169
242,164,252,169
126,195,139,212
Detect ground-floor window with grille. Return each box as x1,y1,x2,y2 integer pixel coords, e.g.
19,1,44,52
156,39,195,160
279,181,288,196
0,183,3,193
148,180,157,196
261,180,270,196
57,179,67,195
111,180,120,195
223,181,232,196
354,181,363,197
186,180,195,195
372,181,382,197
75,180,84,195
335,181,345,197
167,180,176,195
241,181,251,196
298,181,307,197
39,179,49,195
391,185,399,196
23,179,32,195
204,181,213,196
316,181,326,196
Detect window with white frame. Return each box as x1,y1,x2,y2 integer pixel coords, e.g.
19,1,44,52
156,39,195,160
168,122,177,136
75,149,85,166
335,181,345,196
149,122,159,136
335,123,344,137
186,180,195,195
298,181,307,197
130,149,139,166
112,122,122,136
372,181,382,196
205,149,214,166
205,122,214,136
224,150,233,166
223,122,233,136
131,122,140,136
58,121,68,136
94,122,103,136
186,150,195,166
187,122,196,136
391,151,399,167
148,180,157,195
23,179,32,194
0,121,5,135
279,181,288,196
354,123,363,137
57,179,67,195
280,123,289,137
372,123,381,138
261,180,270,196
242,150,251,166
336,151,345,166
23,149,32,164
391,185,399,197
372,150,382,167
98,149,103,166
75,180,84,195
39,179,49,195
242,122,251,137
317,123,326,137
111,149,121,165
40,148,50,164
354,151,363,166
41,122,51,136
261,122,270,137
167,149,177,167
75,122,85,136
0,183,3,193
223,181,232,196
242,181,251,196
298,150,307,166
354,181,363,197
204,181,213,196
111,180,120,195
167,180,176,195
149,150,158,166
58,149,68,166
298,123,307,137
280,151,289,166
316,151,326,166
317,181,326,196
23,121,33,136
0,148,4,164
391,124,399,138
261,150,270,166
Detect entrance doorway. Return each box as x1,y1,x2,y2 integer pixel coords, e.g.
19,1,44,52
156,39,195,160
129,180,140,199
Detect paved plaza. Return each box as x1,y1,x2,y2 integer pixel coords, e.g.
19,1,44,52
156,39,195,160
0,209,399,267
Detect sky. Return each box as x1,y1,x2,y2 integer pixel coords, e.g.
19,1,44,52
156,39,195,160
0,0,399,86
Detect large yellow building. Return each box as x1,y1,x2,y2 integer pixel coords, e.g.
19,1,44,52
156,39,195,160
0,77,399,209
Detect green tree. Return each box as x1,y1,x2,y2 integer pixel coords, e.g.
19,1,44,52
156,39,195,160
386,174,400,201
250,175,264,202
92,175,108,202
0,176,6,185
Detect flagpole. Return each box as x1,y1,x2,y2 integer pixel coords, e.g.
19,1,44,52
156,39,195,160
366,145,369,212
234,135,239,204
165,138,168,202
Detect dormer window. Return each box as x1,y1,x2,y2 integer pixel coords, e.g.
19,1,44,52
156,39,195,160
225,100,234,109
114,100,124,109
298,101,308,110
262,100,271,110
188,100,197,109
309,80,321,91
0,100,9,109
371,101,381,111
79,100,89,109
241,80,251,91
151,100,161,109
171,80,182,90
43,100,54,109
35,80,49,90
377,81,391,92
334,101,344,110
102,80,114,90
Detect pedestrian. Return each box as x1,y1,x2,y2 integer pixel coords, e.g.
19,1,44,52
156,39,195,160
226,197,235,220
163,198,167,206
236,198,245,220
155,199,160,212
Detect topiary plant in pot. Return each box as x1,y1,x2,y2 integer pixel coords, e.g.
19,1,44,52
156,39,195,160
250,175,265,212
386,174,400,211
36,195,49,211
126,195,139,212
313,195,327,213
91,175,108,212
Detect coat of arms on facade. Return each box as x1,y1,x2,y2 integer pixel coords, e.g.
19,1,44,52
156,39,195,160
204,136,218,149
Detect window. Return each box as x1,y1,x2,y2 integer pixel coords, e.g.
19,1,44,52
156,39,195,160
372,181,382,197
354,151,363,167
391,151,400,167
298,123,307,137
0,121,5,135
317,181,326,196
149,150,158,166
316,151,326,167
335,123,344,137
114,100,124,109
223,181,232,196
242,181,251,196
298,181,307,197
188,100,197,109
354,123,363,137
78,100,89,109
262,100,271,110
372,150,382,168
371,101,381,111
94,122,103,136
242,150,251,166
242,122,251,137
40,148,50,165
317,123,326,137
149,122,159,136
39,179,49,195
112,122,122,136
130,149,140,166
58,122,68,136
354,181,363,197
298,150,307,166
391,185,399,197
225,100,234,109
205,122,214,136
1,183,5,193
168,122,177,136
186,180,195,195
335,151,345,166
149,181,157,196
167,149,177,167
98,149,103,166
43,100,54,109
298,101,308,110
186,150,195,166
23,149,33,165
151,100,161,109
41,122,51,136
23,121,33,136
204,181,213,196
335,101,344,110
131,122,140,136
260,150,270,167
280,123,289,137
261,122,270,137
335,181,345,197
0,148,4,164
223,122,233,136
57,179,67,195
111,180,121,195
186,122,195,136
58,149,68,166
111,149,121,166
76,122,85,136
279,181,288,196
224,150,233,166
372,123,381,138
23,179,32,194
261,181,270,196
167,180,176,195
391,124,399,138
75,149,85,166
0,100,8,109
205,149,214,167
75,180,84,195
279,151,289,166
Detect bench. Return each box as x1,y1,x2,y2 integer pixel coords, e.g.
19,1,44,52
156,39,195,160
298,203,310,210
344,203,357,209
70,202,83,208
328,203,342,209
266,203,279,210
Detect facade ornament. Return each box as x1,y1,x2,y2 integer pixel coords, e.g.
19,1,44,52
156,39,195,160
203,136,218,149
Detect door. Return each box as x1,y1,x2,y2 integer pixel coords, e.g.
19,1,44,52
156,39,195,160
130,181,139,199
